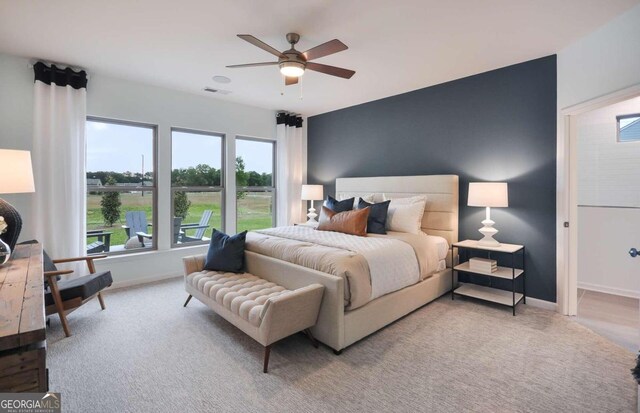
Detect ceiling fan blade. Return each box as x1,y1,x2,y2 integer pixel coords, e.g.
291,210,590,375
285,76,299,86
303,39,348,61
306,62,355,79
226,62,278,68
237,34,285,58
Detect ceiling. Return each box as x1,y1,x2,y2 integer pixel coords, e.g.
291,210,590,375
0,0,637,116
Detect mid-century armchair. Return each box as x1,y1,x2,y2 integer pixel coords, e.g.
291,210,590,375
43,251,113,337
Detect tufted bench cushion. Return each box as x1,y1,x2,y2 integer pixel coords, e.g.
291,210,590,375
183,254,325,373
187,271,292,327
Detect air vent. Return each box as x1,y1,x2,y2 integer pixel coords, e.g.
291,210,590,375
203,87,231,95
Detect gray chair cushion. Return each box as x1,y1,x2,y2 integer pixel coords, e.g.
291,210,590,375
45,270,113,307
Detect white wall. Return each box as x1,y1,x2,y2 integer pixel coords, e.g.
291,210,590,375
577,97,640,207
0,52,310,288
558,4,640,110
0,54,35,239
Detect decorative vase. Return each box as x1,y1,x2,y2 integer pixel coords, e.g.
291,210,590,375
0,198,23,251
0,238,10,266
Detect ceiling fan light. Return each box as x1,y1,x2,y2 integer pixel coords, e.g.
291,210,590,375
279,61,305,77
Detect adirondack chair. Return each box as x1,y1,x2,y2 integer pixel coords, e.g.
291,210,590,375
122,211,153,247
181,210,213,243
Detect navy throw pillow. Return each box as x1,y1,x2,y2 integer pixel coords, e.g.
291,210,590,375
204,229,247,273
325,195,354,213
358,199,391,234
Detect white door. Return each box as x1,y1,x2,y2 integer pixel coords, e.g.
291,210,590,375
571,98,640,352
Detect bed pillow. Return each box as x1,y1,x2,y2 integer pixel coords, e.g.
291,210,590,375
317,206,370,236
357,199,391,234
384,194,428,205
338,193,375,209
203,229,247,273
325,195,354,213
386,200,427,234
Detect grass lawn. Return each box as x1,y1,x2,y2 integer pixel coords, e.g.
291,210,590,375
87,191,273,248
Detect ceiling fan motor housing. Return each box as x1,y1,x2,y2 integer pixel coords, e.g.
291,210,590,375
280,35,307,77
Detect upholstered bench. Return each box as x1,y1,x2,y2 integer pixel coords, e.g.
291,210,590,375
182,254,325,373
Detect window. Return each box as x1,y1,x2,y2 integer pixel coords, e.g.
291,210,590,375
86,118,157,254
235,138,276,232
617,113,640,142
171,128,224,246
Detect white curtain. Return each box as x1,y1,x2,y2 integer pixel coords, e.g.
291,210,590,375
276,113,304,226
32,62,87,260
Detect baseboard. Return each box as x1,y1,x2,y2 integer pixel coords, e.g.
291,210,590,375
526,296,557,311
577,282,640,299
109,272,182,290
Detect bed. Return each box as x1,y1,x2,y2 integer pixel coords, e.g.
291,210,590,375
243,175,459,352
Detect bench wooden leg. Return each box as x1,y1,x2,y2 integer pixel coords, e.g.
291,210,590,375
304,329,319,348
97,292,106,310
183,295,193,307
263,345,272,373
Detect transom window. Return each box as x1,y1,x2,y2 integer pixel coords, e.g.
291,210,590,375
86,118,157,255
235,137,276,232
171,128,225,247
617,113,640,142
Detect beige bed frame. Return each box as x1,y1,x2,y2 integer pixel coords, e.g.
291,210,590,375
245,175,459,353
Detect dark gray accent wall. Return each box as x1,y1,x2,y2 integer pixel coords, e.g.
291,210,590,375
307,55,557,302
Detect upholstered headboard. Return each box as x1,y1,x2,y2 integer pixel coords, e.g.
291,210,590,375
335,175,459,249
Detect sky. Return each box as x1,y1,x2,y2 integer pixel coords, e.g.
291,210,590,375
87,121,273,174
619,116,639,129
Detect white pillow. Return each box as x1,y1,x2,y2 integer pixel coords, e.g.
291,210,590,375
384,194,428,205
338,193,375,209
124,236,143,249
386,200,427,234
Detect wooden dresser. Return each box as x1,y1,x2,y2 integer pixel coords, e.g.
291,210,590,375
0,242,48,392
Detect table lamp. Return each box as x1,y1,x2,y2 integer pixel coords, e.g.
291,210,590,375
0,150,36,252
467,182,508,247
301,184,324,223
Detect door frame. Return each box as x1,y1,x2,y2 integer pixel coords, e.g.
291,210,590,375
557,83,640,315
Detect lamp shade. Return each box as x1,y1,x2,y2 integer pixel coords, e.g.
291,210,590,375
468,182,508,207
0,150,35,194
301,184,323,201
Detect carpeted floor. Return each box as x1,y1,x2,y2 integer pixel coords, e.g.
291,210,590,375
47,277,637,412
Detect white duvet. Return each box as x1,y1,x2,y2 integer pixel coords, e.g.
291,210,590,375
255,226,422,299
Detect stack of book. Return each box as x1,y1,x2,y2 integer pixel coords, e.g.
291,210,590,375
469,257,497,273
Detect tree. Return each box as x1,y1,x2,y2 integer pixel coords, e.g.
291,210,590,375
247,171,263,187
236,156,247,200
100,176,121,226
173,191,191,219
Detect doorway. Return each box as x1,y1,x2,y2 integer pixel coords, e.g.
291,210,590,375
571,95,640,351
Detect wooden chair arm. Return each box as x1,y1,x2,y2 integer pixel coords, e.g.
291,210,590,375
44,269,74,278
52,255,106,274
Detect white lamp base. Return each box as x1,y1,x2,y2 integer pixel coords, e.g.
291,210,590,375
306,207,318,223
306,200,318,223
477,207,501,247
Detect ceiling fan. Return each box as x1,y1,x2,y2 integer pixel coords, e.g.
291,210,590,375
226,33,355,86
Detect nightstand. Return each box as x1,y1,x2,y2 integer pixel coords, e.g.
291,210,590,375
451,240,525,315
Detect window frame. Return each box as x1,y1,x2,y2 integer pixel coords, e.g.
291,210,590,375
616,113,640,143
235,136,277,231
170,127,226,248
86,116,159,255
